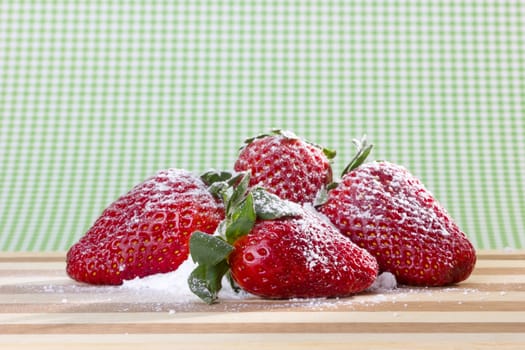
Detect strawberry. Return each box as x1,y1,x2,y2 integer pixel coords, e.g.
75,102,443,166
318,137,477,286
233,130,335,204
66,169,225,285
228,207,379,299
187,173,378,303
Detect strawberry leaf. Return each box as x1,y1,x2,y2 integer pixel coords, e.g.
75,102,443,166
225,192,256,244
252,187,303,220
322,147,337,160
188,261,230,304
188,232,234,304
190,231,234,266
208,172,247,203
272,129,299,139
208,181,230,200
341,135,374,176
200,170,233,186
226,172,250,215
242,130,336,165
243,129,297,145
200,170,231,199
275,129,337,160
313,187,329,207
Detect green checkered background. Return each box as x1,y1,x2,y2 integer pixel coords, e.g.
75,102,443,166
1,1,524,251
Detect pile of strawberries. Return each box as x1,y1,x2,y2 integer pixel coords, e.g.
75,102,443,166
66,130,476,303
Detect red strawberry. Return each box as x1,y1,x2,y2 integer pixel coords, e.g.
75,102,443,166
318,138,476,286
66,169,225,285
228,207,379,299
234,130,335,204
187,174,378,303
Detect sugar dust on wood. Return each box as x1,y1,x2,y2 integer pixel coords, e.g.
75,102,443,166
121,257,249,303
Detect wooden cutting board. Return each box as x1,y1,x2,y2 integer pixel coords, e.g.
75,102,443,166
1,251,524,349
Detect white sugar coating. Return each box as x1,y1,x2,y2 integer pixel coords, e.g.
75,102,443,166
154,179,173,192
292,210,335,271
121,258,196,296
164,168,193,182
121,258,250,302
348,162,456,237
145,168,220,205
252,188,303,218
367,272,397,292
302,203,350,236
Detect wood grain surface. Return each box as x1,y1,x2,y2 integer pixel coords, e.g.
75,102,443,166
1,251,524,349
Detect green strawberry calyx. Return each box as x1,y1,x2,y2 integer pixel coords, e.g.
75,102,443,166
241,129,337,160
314,135,373,207
189,171,302,304
341,135,374,177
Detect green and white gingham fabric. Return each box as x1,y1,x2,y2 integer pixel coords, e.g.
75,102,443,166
1,1,524,251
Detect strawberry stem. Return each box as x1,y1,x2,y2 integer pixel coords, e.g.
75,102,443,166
341,135,374,177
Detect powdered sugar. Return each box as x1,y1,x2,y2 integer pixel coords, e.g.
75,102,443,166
252,187,303,219
121,258,249,302
293,209,334,271
367,272,397,292
346,162,447,233
145,168,223,208
122,258,195,298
